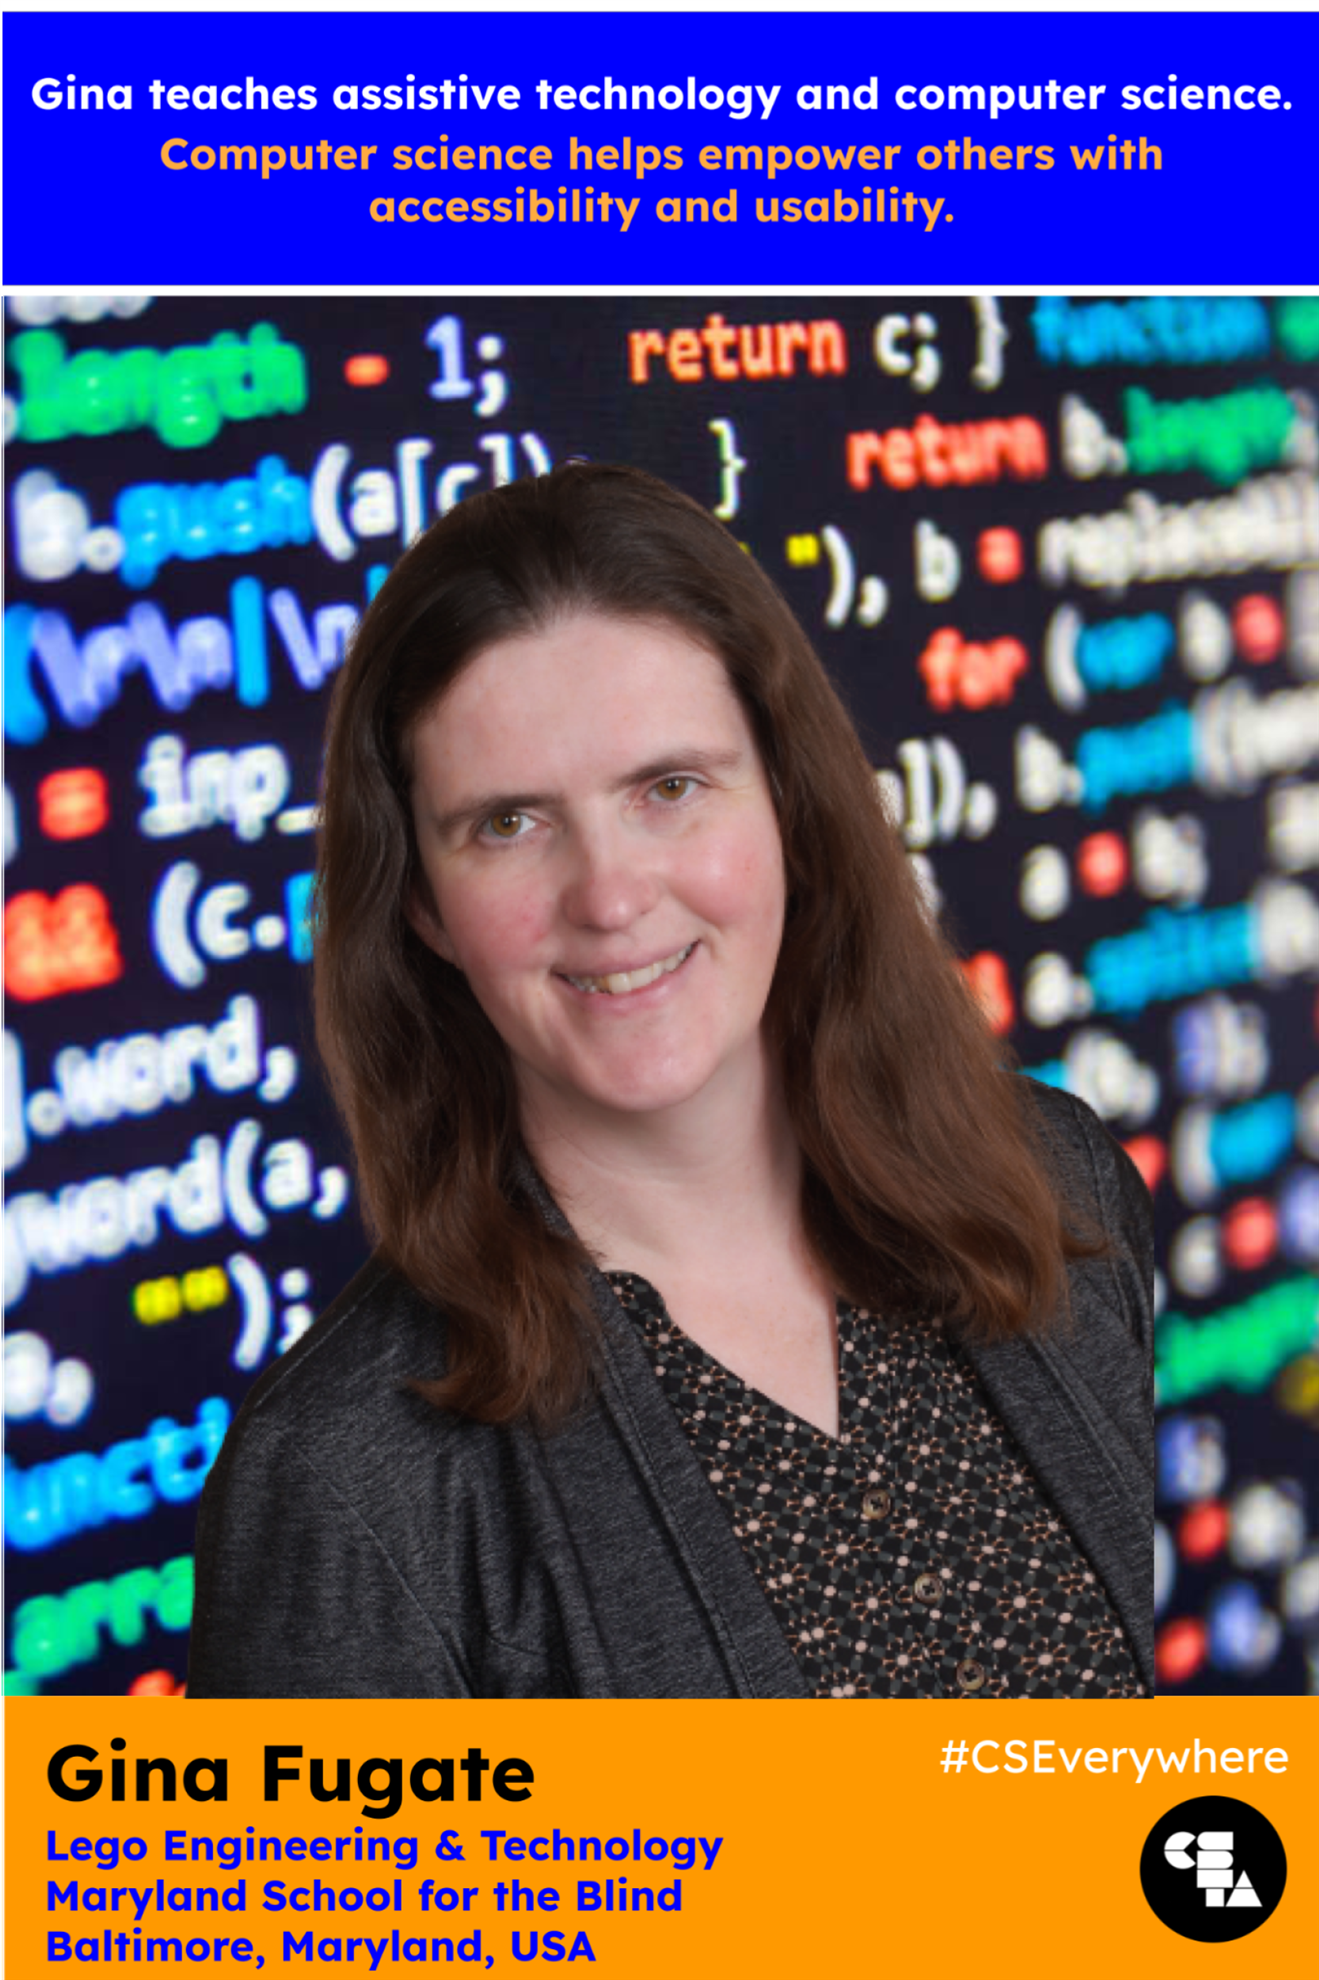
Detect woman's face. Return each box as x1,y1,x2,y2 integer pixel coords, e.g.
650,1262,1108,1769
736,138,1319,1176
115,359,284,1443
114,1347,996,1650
407,613,787,1130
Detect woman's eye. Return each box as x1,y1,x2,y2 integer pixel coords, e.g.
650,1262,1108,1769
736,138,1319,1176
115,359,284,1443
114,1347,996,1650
481,811,531,841
651,776,695,803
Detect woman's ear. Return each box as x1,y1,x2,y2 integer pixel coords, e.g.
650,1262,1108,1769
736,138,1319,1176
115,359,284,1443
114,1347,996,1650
405,882,460,968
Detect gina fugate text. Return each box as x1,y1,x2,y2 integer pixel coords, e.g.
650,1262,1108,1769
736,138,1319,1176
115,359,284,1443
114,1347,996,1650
47,1741,535,1819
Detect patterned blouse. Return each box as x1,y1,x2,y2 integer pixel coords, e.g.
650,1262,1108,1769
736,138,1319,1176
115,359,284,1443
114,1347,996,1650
606,1271,1146,1699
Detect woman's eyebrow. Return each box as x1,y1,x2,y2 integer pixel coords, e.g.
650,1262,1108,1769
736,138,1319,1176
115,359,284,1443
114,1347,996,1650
427,745,749,836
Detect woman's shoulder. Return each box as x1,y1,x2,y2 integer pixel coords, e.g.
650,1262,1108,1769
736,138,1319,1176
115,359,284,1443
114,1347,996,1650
220,1251,458,1457
1016,1069,1141,1183
1014,1071,1156,1359
1017,1073,1154,1226
189,1257,524,1699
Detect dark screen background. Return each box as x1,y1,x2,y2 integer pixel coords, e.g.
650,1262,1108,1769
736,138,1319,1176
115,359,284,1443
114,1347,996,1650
4,294,1317,1695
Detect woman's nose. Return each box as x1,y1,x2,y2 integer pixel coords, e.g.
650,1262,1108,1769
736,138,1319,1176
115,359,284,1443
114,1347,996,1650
558,822,660,931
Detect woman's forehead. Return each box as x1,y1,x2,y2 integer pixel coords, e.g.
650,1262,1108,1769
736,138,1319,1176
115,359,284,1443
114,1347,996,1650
411,613,754,788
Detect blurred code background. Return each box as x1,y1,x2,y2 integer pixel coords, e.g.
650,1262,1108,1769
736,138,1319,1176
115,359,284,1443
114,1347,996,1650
4,293,1318,1695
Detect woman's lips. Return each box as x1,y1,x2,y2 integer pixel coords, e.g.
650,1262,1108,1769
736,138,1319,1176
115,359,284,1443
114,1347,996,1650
560,941,697,996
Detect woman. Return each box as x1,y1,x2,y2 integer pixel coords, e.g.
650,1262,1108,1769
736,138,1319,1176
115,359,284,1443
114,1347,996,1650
188,463,1154,1700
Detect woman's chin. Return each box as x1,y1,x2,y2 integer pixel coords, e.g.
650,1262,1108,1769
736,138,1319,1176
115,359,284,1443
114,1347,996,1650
531,1046,727,1125
574,1069,715,1121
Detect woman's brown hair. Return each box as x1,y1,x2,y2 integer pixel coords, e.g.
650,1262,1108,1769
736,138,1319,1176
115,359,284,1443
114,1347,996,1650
314,462,1106,1426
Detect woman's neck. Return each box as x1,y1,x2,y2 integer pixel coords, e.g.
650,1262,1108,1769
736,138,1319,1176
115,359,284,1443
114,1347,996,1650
518,1038,804,1279
522,1037,840,1435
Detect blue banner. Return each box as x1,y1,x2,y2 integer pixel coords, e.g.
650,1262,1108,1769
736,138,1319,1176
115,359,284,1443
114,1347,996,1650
3,9,1314,283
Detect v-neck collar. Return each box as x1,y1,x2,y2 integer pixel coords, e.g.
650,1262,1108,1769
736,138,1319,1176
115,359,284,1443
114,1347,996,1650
514,1150,1154,1697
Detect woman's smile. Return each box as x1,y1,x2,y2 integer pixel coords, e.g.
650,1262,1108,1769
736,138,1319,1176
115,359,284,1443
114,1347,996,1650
559,938,698,998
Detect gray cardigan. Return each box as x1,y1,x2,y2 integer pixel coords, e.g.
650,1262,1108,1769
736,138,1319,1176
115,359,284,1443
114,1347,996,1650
187,1079,1155,1697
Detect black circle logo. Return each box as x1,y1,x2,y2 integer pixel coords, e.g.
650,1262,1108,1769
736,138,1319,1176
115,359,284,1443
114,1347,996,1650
1141,1796,1286,1941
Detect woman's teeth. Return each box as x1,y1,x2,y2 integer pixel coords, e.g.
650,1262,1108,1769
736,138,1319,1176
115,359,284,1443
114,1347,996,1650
566,943,695,995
